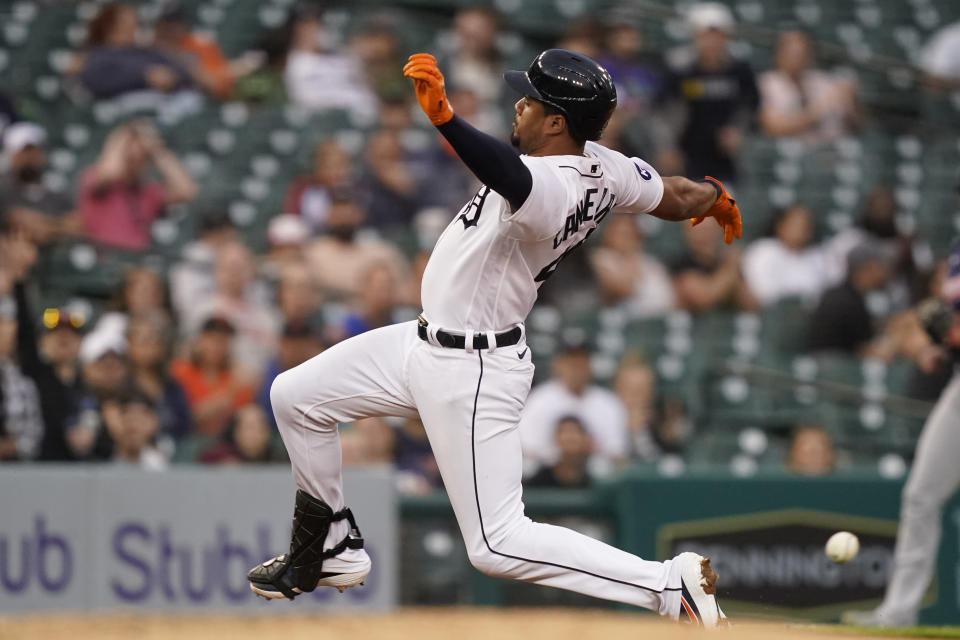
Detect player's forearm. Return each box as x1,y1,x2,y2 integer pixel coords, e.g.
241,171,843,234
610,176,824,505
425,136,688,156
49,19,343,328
435,115,532,211
648,177,717,222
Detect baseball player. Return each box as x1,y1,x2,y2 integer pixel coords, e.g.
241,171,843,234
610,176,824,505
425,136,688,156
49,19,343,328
247,49,741,628
845,239,960,627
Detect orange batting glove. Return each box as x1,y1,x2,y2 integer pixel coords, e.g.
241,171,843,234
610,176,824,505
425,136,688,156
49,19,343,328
691,176,742,245
402,53,455,126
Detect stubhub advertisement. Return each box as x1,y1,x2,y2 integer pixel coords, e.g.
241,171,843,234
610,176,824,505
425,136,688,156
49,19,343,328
0,467,396,612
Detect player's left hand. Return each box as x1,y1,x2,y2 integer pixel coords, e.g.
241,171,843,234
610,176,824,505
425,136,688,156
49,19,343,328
403,53,455,126
691,176,742,245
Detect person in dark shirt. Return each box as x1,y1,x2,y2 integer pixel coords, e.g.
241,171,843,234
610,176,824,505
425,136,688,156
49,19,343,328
805,244,892,354
79,3,191,100
659,3,758,184
526,416,593,489
0,122,80,245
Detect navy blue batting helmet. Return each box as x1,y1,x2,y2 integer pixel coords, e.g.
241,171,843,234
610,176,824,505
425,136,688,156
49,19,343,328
504,49,617,141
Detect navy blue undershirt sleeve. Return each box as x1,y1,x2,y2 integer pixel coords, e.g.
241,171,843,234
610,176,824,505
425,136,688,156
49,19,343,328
436,115,533,211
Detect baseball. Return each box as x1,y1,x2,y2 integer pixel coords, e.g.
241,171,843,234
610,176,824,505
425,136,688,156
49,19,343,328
825,531,860,564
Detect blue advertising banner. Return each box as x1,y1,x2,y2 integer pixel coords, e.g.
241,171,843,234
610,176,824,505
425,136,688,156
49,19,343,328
0,466,396,613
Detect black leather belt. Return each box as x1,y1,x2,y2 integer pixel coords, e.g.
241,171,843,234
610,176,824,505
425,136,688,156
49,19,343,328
417,315,522,350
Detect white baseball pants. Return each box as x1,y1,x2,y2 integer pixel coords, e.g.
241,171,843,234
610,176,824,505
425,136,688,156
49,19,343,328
877,373,960,621
270,320,681,615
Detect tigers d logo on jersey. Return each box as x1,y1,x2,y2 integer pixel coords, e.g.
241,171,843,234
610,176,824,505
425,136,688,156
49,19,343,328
458,186,491,229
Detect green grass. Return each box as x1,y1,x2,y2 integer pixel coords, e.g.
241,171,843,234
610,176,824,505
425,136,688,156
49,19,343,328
799,625,960,638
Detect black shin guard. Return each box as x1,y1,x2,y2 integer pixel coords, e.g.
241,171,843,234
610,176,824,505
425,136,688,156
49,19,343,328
247,489,365,599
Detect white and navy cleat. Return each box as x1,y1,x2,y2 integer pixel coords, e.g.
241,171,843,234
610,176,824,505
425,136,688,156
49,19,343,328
676,552,730,629
248,553,371,600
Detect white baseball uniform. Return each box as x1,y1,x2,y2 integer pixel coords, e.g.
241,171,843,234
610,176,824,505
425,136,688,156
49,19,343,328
271,141,685,615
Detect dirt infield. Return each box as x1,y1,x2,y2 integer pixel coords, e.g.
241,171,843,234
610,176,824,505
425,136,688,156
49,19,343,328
0,607,935,640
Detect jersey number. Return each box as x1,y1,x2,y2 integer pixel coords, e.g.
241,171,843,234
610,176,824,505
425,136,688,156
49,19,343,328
534,226,597,283
458,186,490,229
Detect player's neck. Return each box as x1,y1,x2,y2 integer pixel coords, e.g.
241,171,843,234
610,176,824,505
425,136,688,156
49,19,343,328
526,137,585,158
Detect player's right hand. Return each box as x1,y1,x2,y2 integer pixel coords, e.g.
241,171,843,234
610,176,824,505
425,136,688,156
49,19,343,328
403,53,455,126
691,176,742,245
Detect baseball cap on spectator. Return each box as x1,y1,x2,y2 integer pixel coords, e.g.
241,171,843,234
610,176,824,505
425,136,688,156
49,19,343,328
79,330,127,365
42,307,87,332
2,121,46,157
688,2,735,33
200,314,236,335
267,213,310,248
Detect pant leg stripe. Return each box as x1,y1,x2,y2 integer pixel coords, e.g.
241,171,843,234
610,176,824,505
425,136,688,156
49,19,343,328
470,349,678,595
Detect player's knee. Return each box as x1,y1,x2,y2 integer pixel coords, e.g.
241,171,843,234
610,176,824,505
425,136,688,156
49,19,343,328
270,370,298,416
466,548,516,579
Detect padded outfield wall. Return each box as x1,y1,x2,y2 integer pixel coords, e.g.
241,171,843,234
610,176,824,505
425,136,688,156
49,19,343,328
3,466,960,623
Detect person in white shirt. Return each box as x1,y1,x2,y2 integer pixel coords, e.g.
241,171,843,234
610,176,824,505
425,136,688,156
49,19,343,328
519,339,628,468
283,8,378,121
759,30,860,142
742,203,827,306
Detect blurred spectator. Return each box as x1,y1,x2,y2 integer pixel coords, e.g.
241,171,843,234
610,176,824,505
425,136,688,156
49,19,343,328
198,404,285,464
186,241,280,372
0,293,43,462
0,90,17,135
0,123,81,245
826,186,933,308
341,262,400,338
283,139,354,233
659,2,758,184
742,204,826,306
258,319,324,430
341,417,395,467
556,18,603,59
170,205,237,321
126,312,192,440
101,387,167,470
596,11,665,157
350,16,407,103
170,315,255,437
67,329,129,460
671,219,755,312
786,425,835,476
234,25,288,105
78,121,197,250
759,30,860,142
919,19,960,88
275,262,321,327
305,198,413,303
805,244,893,356
263,214,311,279
32,305,85,460
283,7,378,121
3,228,85,461
519,338,628,468
358,129,420,229
153,5,261,101
614,353,690,461
526,416,593,489
79,2,192,100
394,417,441,494
590,214,675,318
94,266,171,343
444,7,505,136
